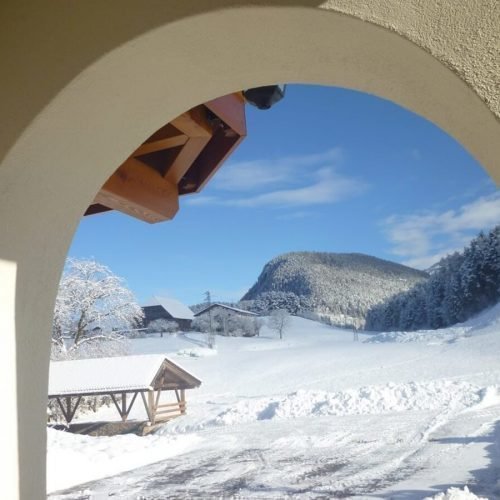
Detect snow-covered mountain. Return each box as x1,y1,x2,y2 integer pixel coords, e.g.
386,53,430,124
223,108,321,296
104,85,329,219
241,252,428,328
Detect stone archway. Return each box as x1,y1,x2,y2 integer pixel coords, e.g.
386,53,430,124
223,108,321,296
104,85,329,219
0,3,498,498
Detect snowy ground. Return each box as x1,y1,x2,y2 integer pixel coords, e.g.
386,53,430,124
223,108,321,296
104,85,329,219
48,305,500,499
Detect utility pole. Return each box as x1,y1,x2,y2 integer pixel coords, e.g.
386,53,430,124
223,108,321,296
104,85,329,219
204,291,215,349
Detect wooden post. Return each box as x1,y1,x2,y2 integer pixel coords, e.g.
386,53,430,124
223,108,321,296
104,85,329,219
121,392,127,422
180,389,186,415
140,391,154,424
111,392,138,421
55,396,82,424
148,390,156,425
67,396,82,423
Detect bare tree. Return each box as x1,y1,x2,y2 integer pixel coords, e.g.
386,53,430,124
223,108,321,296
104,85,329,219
251,317,264,337
268,309,291,340
52,258,143,358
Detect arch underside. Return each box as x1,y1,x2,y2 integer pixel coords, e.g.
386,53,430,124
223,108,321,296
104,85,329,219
0,4,498,499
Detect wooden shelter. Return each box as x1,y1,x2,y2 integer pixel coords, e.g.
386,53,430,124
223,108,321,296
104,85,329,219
84,92,246,223
48,354,201,425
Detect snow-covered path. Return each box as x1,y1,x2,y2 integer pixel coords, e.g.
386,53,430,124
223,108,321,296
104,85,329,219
48,306,500,499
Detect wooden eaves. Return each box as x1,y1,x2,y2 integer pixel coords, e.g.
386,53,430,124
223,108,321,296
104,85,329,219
84,92,246,223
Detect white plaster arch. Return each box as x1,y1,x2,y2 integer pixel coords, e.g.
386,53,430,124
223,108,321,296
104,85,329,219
0,5,498,499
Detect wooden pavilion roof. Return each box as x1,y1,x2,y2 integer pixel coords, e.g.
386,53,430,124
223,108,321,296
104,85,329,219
48,354,201,397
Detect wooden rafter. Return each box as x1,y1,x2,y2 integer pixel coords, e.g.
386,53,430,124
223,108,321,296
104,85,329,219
93,157,179,223
110,392,139,422
133,134,188,156
55,396,82,424
140,391,154,423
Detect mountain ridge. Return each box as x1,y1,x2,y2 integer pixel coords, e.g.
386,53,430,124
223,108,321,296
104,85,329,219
241,251,428,328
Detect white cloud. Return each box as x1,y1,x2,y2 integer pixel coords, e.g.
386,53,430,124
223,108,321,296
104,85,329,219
213,148,343,191
185,148,368,209
383,192,500,269
183,195,218,207
224,167,366,208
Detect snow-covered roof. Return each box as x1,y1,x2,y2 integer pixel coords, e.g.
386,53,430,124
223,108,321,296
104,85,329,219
195,303,258,316
48,354,201,396
143,296,195,320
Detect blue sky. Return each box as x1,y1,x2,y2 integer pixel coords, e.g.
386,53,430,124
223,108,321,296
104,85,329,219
69,85,498,305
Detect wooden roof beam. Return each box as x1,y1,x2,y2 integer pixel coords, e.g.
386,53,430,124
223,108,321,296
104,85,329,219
93,157,179,223
133,134,188,156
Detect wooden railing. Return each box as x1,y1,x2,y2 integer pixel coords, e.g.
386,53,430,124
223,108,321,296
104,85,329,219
154,401,186,422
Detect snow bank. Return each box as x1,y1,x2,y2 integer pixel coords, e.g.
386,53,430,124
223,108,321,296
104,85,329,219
160,380,483,433
424,486,487,500
365,328,466,344
462,302,500,330
47,429,201,493
366,303,500,344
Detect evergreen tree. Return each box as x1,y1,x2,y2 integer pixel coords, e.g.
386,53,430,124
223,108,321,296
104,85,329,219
366,226,500,332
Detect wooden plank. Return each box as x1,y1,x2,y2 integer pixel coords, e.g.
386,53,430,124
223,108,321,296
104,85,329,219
155,407,183,415
148,390,155,425
205,93,247,136
178,129,243,195
164,135,210,184
170,106,212,138
180,389,186,415
154,389,161,412
110,393,123,417
157,402,185,410
55,397,70,423
140,391,154,423
67,396,82,423
157,402,183,409
123,391,139,420
53,396,82,424
121,392,127,421
159,105,214,184
94,157,179,223
133,134,188,156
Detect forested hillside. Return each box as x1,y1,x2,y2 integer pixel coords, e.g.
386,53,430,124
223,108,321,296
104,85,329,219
241,252,428,328
366,226,500,331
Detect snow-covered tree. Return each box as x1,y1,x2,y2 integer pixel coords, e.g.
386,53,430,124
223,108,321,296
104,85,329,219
147,318,178,337
366,226,500,332
268,309,291,340
193,309,263,337
52,258,143,358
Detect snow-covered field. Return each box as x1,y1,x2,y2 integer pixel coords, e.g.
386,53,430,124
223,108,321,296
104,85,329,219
48,305,500,499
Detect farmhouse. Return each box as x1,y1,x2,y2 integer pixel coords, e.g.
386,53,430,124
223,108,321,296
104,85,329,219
194,303,258,319
142,296,195,331
48,354,201,425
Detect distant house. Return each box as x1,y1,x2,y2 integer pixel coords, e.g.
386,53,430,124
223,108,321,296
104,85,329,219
194,303,258,319
142,296,195,331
